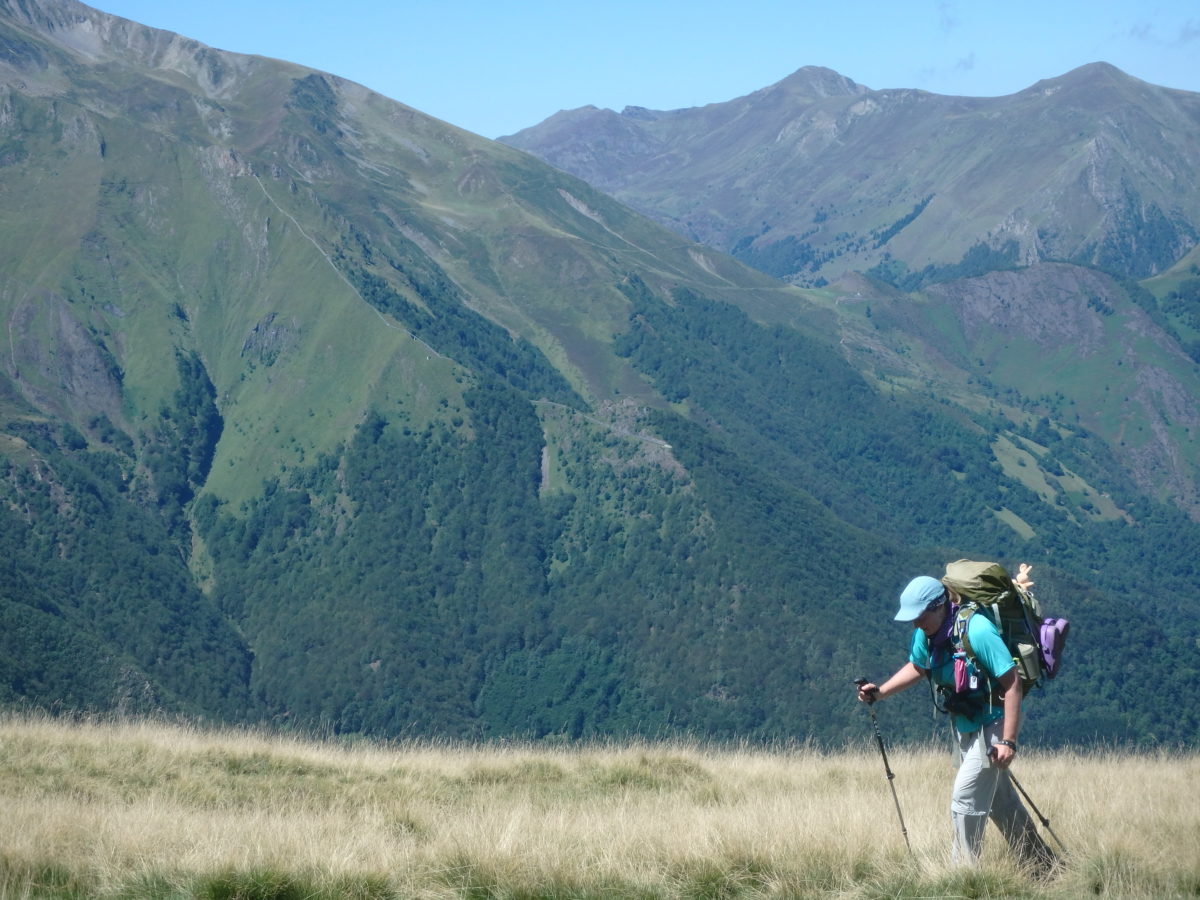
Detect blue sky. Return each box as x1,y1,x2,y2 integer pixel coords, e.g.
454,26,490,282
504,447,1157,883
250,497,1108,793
90,1,1200,139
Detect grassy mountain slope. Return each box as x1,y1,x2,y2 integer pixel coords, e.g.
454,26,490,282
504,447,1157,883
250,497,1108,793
1,0,1198,743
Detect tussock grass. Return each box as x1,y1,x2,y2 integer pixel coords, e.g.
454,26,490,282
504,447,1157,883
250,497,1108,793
0,714,1196,898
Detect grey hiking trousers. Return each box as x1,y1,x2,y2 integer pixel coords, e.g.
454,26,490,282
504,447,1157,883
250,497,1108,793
951,720,1055,871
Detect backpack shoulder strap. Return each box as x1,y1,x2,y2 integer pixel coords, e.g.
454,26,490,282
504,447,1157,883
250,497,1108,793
952,604,977,663
952,603,1006,709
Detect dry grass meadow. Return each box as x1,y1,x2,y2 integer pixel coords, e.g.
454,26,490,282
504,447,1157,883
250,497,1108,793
1,713,1197,898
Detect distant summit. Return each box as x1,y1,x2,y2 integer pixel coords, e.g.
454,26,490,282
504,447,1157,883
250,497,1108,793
754,64,866,99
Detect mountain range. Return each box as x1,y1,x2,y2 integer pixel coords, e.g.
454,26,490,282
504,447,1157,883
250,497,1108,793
1,0,1197,745
500,63,1200,286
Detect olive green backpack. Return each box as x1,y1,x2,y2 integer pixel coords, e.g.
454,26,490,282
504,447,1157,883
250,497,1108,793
941,559,1066,694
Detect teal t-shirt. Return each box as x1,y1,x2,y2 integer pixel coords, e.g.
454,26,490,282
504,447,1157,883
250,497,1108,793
909,611,1017,734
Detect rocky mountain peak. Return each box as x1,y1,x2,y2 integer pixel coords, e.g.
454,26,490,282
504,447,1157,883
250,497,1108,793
768,64,866,99
2,0,269,98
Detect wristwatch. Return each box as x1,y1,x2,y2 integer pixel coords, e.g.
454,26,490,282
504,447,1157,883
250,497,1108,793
995,739,1017,751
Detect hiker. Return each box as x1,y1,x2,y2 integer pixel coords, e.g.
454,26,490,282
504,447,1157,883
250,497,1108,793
855,566,1057,873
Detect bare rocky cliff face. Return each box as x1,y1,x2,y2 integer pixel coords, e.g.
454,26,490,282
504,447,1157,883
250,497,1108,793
930,264,1120,353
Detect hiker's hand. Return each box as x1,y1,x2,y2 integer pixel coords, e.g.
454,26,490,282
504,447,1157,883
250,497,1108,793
989,743,1015,769
1015,563,1034,590
856,682,879,704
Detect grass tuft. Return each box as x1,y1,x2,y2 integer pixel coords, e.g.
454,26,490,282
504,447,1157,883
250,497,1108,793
193,869,316,900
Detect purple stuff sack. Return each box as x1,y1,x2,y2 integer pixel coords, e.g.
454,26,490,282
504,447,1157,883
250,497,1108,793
1039,617,1070,678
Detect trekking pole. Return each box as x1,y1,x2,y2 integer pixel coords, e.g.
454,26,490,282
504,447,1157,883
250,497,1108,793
1009,771,1068,854
853,678,912,854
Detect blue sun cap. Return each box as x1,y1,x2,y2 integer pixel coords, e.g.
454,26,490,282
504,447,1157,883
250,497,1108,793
895,576,946,622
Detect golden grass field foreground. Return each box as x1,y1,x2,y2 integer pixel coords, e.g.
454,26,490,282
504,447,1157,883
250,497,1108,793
1,713,1198,898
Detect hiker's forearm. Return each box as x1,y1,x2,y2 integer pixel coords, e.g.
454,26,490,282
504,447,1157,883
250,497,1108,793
876,663,925,698
1002,674,1022,742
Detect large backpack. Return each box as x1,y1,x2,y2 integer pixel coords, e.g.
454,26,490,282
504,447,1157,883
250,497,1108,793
941,560,1070,695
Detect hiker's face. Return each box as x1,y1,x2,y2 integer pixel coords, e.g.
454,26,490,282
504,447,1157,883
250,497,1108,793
914,603,946,638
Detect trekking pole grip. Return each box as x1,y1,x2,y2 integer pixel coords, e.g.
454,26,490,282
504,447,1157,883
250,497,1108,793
854,677,879,702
